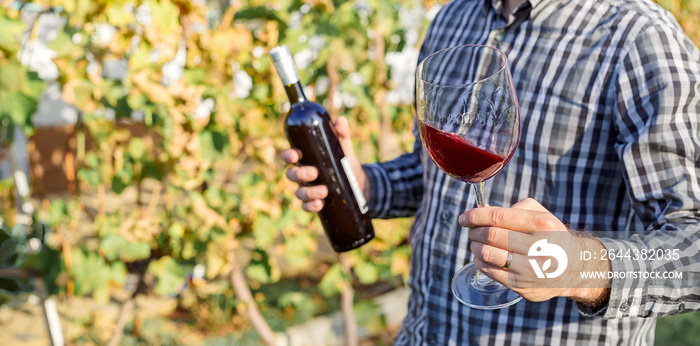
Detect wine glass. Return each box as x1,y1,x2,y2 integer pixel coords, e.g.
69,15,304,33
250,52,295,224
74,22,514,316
416,45,521,309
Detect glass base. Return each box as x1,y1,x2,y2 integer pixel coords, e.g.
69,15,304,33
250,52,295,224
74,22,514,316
451,263,522,309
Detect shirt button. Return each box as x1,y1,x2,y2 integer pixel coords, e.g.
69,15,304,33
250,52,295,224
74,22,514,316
427,332,438,344
433,268,443,282
441,211,452,221
495,32,504,41
619,301,630,312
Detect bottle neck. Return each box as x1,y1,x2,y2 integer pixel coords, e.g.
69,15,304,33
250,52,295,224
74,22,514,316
284,82,307,104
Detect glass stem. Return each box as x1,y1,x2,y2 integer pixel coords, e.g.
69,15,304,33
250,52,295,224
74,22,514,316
471,181,493,285
473,182,486,207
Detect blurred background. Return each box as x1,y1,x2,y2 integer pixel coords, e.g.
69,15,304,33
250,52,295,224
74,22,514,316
0,0,697,345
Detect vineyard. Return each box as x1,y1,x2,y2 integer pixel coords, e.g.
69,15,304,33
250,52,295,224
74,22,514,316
0,0,698,345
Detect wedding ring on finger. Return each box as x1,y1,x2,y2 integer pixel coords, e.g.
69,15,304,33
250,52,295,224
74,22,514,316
502,251,514,270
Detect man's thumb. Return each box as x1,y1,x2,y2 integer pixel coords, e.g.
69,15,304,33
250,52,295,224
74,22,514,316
333,116,354,154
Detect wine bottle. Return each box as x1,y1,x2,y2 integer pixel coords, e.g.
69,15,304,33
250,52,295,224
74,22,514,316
269,45,374,252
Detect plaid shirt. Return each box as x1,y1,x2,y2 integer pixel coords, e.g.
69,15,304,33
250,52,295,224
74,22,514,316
362,0,700,344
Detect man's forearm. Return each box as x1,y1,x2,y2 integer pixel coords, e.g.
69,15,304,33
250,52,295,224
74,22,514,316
571,238,611,308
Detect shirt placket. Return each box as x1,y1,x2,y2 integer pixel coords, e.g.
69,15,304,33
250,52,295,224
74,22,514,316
489,16,508,48
425,184,459,345
488,1,530,49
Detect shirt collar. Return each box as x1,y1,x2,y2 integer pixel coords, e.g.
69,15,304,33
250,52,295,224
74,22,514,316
484,0,543,15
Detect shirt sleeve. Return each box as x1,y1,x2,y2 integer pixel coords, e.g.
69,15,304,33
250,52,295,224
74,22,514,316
362,124,424,219
580,23,700,319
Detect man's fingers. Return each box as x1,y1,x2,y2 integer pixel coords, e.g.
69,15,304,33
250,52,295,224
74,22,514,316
511,197,550,213
286,166,319,183
469,227,531,254
295,185,328,201
471,242,510,268
333,117,361,168
460,207,560,233
302,200,324,212
281,148,302,164
474,253,544,293
333,116,351,140
473,258,510,287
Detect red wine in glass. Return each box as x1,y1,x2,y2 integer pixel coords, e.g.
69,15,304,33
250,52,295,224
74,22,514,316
419,122,508,184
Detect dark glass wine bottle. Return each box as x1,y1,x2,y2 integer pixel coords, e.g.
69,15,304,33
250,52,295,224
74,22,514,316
270,45,374,252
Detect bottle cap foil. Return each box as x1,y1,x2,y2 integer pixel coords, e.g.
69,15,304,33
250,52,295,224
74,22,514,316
269,45,300,85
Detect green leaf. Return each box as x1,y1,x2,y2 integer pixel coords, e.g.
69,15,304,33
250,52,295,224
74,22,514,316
23,70,45,99
0,63,44,134
353,260,378,284
276,291,316,323
127,91,149,110
184,68,207,85
85,151,100,169
70,250,126,304
234,6,283,22
128,138,147,160
0,92,38,127
237,172,259,187
0,277,31,295
319,263,348,296
111,168,134,194
246,263,272,283
181,239,196,260
148,0,180,32
354,300,385,334
0,239,21,266
276,209,298,231
47,199,68,226
277,291,309,308
77,168,101,188
26,247,63,295
47,28,82,60
199,129,229,162
148,256,186,297
100,233,151,262
105,2,134,27
168,222,185,240
78,151,102,187
0,225,28,268
390,246,411,280
63,0,99,26
251,84,270,102
0,11,25,55
246,249,278,283
203,186,224,208
129,43,152,72
0,225,8,244
8,224,26,239
0,60,25,91
252,215,278,248
141,160,161,180
284,232,315,268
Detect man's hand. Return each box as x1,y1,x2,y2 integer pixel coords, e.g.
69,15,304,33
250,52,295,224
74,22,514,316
459,198,611,307
280,116,368,212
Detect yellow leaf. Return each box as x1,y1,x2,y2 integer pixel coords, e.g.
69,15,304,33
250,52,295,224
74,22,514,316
131,71,174,106
192,196,229,230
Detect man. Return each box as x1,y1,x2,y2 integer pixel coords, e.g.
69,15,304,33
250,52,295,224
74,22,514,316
282,0,700,344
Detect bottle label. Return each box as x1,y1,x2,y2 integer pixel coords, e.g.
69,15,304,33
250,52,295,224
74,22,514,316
340,157,369,214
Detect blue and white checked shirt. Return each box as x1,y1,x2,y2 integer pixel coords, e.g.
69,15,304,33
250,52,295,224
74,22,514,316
362,0,700,344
